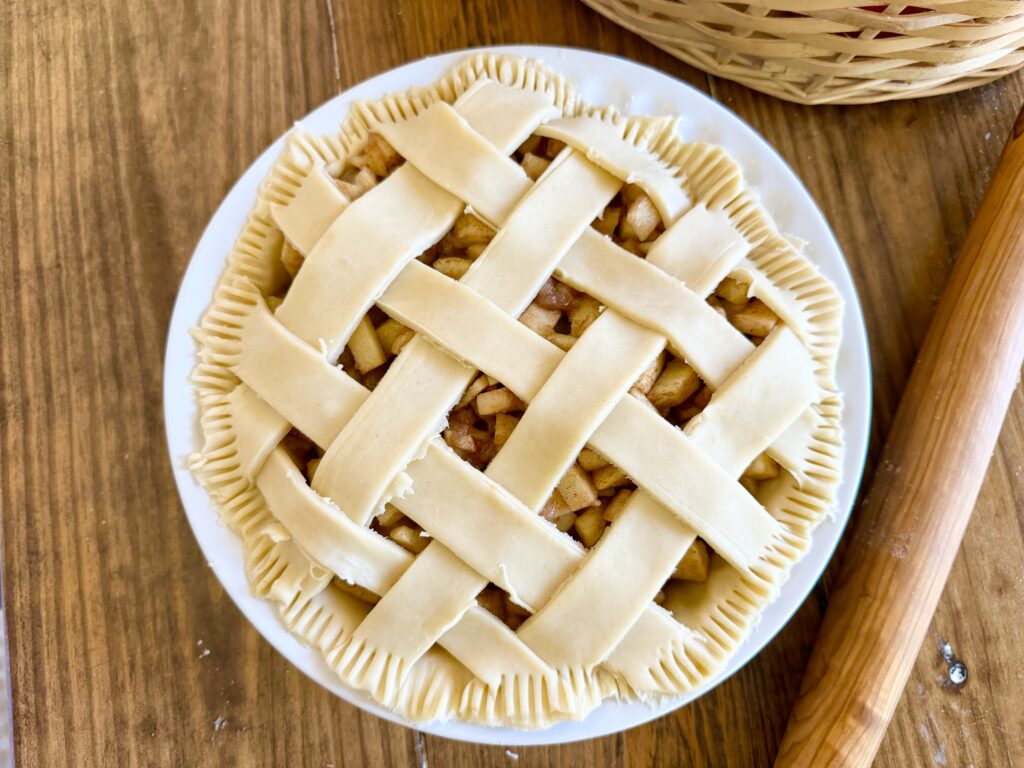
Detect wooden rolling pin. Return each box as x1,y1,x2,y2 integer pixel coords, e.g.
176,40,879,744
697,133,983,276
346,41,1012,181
774,105,1024,767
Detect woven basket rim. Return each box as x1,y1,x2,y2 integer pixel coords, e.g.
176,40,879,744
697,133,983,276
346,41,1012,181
582,0,1024,104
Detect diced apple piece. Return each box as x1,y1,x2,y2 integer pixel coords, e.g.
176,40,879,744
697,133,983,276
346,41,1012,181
557,463,599,511
593,464,630,491
337,165,377,201
475,387,524,416
693,386,713,409
574,507,607,548
568,296,601,337
280,240,304,278
648,359,701,410
673,539,710,582
358,133,399,177
458,374,491,408
715,276,750,305
632,352,665,395
731,299,779,337
521,152,551,181
619,192,661,241
451,213,494,248
376,503,404,529
519,302,561,336
578,448,609,472
620,183,644,205
743,452,780,481
375,318,411,357
494,413,519,447
517,134,543,156
540,490,571,522
443,422,477,453
390,524,429,554
546,333,576,351
602,489,632,522
592,206,621,236
555,512,577,533
391,328,413,354
348,316,387,373
433,256,473,280
535,278,575,311
543,138,566,158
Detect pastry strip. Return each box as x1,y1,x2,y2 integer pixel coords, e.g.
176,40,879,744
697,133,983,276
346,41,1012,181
589,395,781,569
647,203,753,293
435,605,552,681
235,296,369,448
557,230,753,387
732,258,813,343
257,448,411,596
376,260,562,403
685,327,817,478
312,335,473,524
486,310,664,512
270,164,349,254
536,117,690,223
276,165,463,358
226,384,293,481
647,204,824,479
398,442,585,610
337,543,485,683
453,80,561,154
376,101,532,226
517,491,697,667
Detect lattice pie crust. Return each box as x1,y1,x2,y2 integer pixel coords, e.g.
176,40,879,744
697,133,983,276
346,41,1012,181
188,54,843,729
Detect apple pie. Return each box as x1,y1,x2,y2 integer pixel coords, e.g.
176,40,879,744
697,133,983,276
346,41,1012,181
188,53,844,729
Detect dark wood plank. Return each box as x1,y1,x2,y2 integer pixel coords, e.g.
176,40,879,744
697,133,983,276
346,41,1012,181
0,2,416,766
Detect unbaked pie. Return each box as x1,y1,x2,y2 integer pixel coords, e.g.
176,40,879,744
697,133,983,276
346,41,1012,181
189,54,843,729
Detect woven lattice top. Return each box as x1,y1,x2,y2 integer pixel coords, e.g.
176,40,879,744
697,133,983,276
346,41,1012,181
189,54,844,729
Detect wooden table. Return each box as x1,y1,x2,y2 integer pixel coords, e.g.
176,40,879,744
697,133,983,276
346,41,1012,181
3,2,1023,766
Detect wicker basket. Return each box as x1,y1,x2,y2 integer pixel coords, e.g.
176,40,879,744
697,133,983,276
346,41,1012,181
581,0,1024,104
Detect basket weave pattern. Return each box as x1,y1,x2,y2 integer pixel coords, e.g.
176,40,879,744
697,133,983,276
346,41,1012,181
582,0,1024,104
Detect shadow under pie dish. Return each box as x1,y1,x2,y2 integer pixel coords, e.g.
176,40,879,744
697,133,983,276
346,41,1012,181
187,53,844,730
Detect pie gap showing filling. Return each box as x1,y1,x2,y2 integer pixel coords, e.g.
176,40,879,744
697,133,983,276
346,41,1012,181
265,130,788,631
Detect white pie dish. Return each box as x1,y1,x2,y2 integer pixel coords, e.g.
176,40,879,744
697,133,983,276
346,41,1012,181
163,45,871,746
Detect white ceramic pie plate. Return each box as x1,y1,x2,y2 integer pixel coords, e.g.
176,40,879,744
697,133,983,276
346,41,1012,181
164,46,871,746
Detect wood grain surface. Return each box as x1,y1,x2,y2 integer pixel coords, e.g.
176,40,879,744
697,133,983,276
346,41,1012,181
1,1,1022,766
775,99,1024,767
